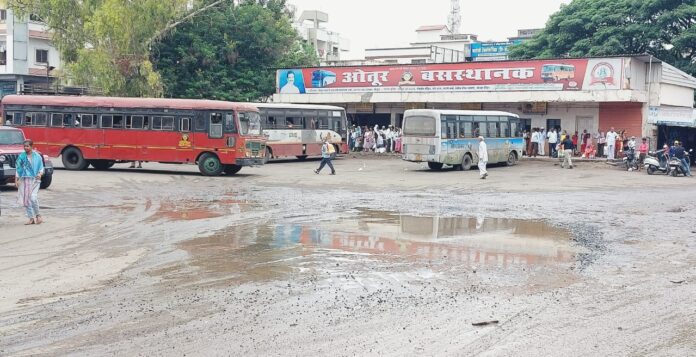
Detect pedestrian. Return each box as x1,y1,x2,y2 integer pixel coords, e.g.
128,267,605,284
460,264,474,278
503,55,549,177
560,134,574,169
15,139,45,225
606,128,617,160
638,137,649,170
129,161,142,169
314,136,336,175
539,127,546,156
531,128,539,157
571,131,579,156
523,130,530,156
547,128,558,157
597,131,606,157
478,136,488,179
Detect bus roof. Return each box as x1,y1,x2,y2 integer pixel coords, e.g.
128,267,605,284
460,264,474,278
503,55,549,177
405,109,520,118
1,95,259,112
254,103,345,111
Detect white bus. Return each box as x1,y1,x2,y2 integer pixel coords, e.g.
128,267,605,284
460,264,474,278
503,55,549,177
402,109,524,171
255,103,348,162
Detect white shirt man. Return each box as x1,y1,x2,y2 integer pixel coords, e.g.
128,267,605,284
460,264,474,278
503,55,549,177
606,129,618,159
538,128,547,156
547,129,558,156
478,136,489,179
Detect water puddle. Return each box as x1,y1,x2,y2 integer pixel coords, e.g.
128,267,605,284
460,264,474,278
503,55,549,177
148,196,255,222
169,210,584,285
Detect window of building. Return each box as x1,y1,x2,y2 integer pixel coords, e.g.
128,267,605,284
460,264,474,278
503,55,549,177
29,14,43,22
35,49,48,64
0,49,6,65
0,10,7,22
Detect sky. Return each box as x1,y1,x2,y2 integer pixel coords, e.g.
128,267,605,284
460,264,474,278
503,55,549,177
288,0,572,59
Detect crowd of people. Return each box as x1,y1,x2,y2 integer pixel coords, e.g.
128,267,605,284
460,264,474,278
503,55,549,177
347,125,403,154
523,126,646,161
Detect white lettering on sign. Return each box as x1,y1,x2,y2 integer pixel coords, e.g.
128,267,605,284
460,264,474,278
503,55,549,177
342,69,389,86
421,67,536,82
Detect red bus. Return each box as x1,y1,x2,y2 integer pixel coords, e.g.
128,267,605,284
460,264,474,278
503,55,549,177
0,95,266,176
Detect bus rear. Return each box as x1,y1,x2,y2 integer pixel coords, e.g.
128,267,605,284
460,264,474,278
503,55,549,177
402,110,442,165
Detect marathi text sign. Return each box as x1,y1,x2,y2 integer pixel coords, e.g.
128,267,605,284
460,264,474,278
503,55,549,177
277,58,624,94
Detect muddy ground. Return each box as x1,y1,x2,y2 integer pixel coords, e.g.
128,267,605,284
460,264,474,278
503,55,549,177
0,156,694,356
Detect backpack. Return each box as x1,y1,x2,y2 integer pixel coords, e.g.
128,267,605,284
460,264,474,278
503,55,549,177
327,143,336,154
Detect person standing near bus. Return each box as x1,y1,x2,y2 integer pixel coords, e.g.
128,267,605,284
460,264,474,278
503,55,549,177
530,128,539,157
561,135,574,169
478,136,488,179
314,137,336,175
605,128,617,160
15,140,44,225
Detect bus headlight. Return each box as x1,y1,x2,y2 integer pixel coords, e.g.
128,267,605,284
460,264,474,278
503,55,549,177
0,155,5,163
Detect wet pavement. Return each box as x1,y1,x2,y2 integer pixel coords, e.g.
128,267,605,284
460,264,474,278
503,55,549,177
0,158,694,356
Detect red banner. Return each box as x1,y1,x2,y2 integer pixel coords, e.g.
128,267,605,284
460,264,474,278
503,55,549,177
277,58,624,94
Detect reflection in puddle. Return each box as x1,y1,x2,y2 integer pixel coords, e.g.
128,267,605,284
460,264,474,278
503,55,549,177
149,196,254,222
172,210,583,284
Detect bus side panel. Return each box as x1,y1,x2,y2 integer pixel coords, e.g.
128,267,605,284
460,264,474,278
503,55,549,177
103,129,139,161
268,143,304,158
144,131,189,163
75,128,103,160
441,138,476,165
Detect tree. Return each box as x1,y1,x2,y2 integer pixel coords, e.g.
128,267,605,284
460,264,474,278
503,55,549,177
509,0,696,76
8,0,222,96
151,0,318,102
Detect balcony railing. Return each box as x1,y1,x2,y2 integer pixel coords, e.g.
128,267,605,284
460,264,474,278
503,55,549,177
20,83,103,96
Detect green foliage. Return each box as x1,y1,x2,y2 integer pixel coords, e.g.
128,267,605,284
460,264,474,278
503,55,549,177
151,0,318,102
9,0,189,96
509,0,696,76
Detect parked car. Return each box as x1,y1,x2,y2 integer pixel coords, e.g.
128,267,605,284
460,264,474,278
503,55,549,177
0,126,54,189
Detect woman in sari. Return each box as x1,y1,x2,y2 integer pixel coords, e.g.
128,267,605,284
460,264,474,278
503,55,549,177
15,140,44,225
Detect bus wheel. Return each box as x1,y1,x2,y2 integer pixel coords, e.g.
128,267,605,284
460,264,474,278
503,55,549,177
224,164,242,176
296,155,308,161
62,147,89,170
506,152,518,166
427,162,443,171
461,154,473,171
198,153,224,176
90,160,115,170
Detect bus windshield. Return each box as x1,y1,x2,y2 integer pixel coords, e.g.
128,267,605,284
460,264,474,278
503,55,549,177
404,116,436,136
239,112,262,136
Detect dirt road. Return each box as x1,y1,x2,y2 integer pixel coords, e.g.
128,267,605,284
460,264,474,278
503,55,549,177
1,156,694,356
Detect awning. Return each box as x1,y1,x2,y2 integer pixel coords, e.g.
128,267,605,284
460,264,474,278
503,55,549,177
648,106,696,127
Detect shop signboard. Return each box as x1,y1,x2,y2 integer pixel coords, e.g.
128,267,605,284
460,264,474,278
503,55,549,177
277,58,624,94
470,41,520,60
648,106,696,127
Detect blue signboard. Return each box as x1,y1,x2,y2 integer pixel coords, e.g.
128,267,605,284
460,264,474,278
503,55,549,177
470,41,523,60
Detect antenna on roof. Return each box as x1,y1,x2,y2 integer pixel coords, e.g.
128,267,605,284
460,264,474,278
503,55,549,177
448,0,461,34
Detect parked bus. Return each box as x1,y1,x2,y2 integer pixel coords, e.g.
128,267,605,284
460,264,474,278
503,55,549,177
255,103,347,161
401,109,524,171
1,95,266,176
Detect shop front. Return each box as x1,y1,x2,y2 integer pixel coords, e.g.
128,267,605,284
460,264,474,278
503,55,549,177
273,55,696,146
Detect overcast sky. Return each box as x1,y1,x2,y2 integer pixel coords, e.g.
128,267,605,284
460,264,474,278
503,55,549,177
288,0,572,59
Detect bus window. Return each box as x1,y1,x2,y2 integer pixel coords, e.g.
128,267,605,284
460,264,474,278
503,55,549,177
80,114,96,128
488,122,499,138
459,121,473,138
181,117,191,132
499,122,510,137
510,119,521,137
113,115,124,129
101,115,113,128
7,112,21,126
209,113,223,138
26,113,47,126
194,116,206,132
239,112,261,136
152,116,175,131
51,113,64,127
475,122,487,137
224,113,235,133
126,115,144,129
267,116,277,129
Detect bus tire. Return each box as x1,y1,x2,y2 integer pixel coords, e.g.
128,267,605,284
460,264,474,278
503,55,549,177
39,173,53,189
461,154,473,171
427,162,443,171
506,151,518,166
224,164,242,176
90,160,115,170
296,155,308,161
198,153,224,176
62,147,89,170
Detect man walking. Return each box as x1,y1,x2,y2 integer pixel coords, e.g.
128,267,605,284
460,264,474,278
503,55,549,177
539,127,546,156
531,128,539,157
478,136,488,179
15,139,45,225
606,127,617,160
314,137,336,175
560,134,574,169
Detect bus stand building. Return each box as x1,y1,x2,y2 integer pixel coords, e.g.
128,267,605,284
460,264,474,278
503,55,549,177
273,55,696,150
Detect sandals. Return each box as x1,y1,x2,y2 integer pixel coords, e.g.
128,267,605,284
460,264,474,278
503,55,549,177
25,219,35,225
36,216,43,225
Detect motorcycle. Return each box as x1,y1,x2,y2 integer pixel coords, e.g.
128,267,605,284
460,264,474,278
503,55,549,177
668,149,692,177
623,148,639,171
644,150,670,175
